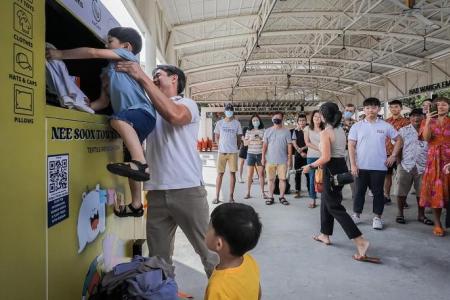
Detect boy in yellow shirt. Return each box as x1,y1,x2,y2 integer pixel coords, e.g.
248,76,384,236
204,203,262,300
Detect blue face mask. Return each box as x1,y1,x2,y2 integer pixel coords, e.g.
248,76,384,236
252,120,260,128
343,111,353,119
225,111,233,118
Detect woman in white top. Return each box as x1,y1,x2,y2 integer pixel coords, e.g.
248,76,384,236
303,110,324,208
243,114,266,199
303,102,378,263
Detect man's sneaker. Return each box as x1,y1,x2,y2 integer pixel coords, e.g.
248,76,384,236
351,213,361,224
373,217,384,230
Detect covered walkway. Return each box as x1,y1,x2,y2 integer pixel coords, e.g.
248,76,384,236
171,152,450,300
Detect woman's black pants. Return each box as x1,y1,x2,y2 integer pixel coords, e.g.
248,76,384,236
321,157,362,239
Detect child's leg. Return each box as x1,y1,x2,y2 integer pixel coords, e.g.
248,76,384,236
129,178,142,209
110,119,146,164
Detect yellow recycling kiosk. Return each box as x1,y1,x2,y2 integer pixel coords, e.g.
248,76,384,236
0,1,146,299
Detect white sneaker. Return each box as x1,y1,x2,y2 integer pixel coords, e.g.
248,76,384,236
372,217,384,230
351,213,361,224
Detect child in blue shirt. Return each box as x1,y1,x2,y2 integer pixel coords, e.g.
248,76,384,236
46,27,155,218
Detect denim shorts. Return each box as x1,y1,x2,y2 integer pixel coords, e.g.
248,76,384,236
110,108,156,161
247,153,262,166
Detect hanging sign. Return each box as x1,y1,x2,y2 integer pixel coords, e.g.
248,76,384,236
409,80,450,95
57,0,120,40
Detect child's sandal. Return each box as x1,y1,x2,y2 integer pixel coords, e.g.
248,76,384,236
107,160,150,181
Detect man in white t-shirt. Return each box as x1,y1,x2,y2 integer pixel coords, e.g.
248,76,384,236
348,97,401,230
213,104,243,204
116,62,218,277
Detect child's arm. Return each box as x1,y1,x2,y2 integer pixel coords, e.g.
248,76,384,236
46,47,121,60
89,74,110,111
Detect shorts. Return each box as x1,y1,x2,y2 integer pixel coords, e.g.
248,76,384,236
386,162,397,175
238,146,248,159
266,163,287,180
395,164,423,197
111,108,156,162
217,153,238,173
247,153,262,166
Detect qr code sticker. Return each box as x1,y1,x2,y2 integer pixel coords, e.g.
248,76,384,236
48,154,69,201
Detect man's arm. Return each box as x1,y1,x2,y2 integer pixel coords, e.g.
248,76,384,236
386,135,402,167
215,133,220,147
115,61,192,125
287,142,293,169
46,48,121,60
348,140,358,176
261,142,268,165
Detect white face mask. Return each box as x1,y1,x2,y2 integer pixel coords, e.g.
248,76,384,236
252,120,260,128
225,111,234,118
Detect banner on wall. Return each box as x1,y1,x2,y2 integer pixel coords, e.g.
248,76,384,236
47,154,70,227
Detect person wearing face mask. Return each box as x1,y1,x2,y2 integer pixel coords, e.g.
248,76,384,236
342,103,356,136
243,114,266,199
213,104,243,204
262,112,293,205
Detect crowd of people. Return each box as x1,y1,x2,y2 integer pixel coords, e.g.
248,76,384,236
213,96,449,237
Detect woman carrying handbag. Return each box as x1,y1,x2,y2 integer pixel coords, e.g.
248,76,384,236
302,102,380,263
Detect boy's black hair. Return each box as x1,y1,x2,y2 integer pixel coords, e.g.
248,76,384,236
410,108,424,116
210,203,262,257
297,113,307,122
388,99,403,107
108,27,142,55
362,97,381,107
248,114,264,130
152,64,187,95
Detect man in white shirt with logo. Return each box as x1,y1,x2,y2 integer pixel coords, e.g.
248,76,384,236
348,97,401,230
115,62,218,277
394,108,433,226
213,104,243,204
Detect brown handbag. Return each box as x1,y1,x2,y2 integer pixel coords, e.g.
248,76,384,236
314,167,323,193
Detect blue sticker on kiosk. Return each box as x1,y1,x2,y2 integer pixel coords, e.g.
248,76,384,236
47,154,69,227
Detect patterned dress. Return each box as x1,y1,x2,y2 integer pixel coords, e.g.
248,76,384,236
419,117,450,208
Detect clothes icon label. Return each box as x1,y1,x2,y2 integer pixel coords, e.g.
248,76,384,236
14,43,33,78
14,84,34,116
14,3,33,39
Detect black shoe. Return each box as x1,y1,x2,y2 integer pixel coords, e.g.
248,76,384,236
384,196,392,205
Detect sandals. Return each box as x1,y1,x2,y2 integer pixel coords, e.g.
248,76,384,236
352,254,381,264
313,235,331,245
418,217,434,226
244,194,251,199
279,197,290,205
433,226,445,237
107,160,150,181
265,198,275,205
212,199,221,204
114,203,144,218
396,216,406,224
308,202,317,209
